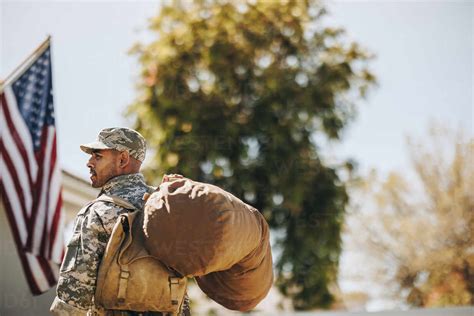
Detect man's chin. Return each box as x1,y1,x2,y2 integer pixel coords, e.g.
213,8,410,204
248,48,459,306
91,182,101,188
90,176,101,188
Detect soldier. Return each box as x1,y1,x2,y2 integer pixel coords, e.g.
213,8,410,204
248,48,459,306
50,127,190,316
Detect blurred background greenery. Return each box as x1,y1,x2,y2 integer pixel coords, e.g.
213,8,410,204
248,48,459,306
128,0,374,310
126,0,472,312
3,0,471,313
342,124,473,309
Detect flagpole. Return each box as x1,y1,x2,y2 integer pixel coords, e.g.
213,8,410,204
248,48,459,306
1,36,51,91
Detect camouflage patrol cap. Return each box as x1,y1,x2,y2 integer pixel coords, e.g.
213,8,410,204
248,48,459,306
80,127,146,162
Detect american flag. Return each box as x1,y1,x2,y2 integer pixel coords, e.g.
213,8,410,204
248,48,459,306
0,41,64,295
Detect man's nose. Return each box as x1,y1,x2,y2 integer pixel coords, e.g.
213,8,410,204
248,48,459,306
87,157,94,168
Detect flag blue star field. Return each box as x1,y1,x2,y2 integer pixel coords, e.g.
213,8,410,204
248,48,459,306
11,50,55,150
0,42,65,295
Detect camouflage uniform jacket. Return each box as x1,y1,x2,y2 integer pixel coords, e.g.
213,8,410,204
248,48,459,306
55,173,154,312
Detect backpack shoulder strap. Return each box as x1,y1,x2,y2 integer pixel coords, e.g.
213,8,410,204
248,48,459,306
94,194,137,211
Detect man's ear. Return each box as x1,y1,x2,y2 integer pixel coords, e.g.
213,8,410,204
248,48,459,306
119,151,130,169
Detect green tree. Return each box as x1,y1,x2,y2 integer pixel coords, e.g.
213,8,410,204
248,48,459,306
128,0,375,310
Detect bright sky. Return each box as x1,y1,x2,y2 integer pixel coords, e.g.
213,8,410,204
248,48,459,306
2,1,472,182
1,0,472,311
326,1,472,176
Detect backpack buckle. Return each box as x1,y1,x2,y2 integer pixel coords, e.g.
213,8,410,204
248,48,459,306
120,270,130,279
169,277,180,284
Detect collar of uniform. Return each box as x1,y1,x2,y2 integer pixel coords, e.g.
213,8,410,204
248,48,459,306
100,173,146,197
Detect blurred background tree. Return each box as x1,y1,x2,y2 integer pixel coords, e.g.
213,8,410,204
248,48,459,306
128,0,375,309
346,124,473,307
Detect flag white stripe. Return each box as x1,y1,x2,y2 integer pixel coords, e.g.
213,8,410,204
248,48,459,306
0,158,28,244
4,86,38,181
50,209,65,263
47,130,61,231
0,108,33,217
25,253,49,292
1,127,33,216
49,259,60,279
31,127,55,255
45,129,63,263
1,42,63,295
47,178,61,234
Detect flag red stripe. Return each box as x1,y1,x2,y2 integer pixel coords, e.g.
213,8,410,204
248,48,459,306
42,132,58,258
48,193,63,259
26,128,49,252
39,205,49,258
0,140,30,226
0,184,41,295
0,93,35,193
1,43,64,296
1,118,60,295
1,94,35,221
36,253,57,288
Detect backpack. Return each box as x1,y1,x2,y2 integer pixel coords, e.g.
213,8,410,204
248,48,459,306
93,195,187,314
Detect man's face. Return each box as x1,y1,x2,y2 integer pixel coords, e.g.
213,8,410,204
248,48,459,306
86,149,121,188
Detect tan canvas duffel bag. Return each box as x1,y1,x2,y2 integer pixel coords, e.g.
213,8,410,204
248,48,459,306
94,195,187,314
144,177,263,276
195,210,273,311
143,177,273,311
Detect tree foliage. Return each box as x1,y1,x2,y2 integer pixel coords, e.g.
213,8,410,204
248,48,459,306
128,0,375,309
346,124,473,306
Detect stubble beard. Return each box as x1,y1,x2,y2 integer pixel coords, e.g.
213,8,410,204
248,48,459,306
90,163,118,188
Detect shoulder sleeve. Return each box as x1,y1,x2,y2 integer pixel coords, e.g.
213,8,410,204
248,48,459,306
56,201,126,310
89,201,128,237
